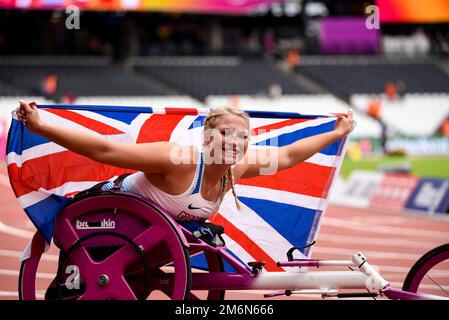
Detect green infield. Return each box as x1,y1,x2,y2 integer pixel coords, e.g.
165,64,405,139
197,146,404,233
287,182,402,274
340,155,449,179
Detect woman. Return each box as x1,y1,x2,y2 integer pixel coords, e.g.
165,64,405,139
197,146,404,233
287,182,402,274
16,101,354,226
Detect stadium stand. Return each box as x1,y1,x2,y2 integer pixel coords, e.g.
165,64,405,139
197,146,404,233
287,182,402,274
351,93,449,136
0,56,315,101
296,56,449,99
75,96,205,108
134,56,315,100
0,56,176,98
1,55,448,140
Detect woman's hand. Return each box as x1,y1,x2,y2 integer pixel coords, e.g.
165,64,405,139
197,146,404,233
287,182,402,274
16,100,43,133
334,109,354,138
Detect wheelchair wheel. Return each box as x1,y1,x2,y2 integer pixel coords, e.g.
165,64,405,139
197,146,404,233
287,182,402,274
19,193,192,300
402,243,449,299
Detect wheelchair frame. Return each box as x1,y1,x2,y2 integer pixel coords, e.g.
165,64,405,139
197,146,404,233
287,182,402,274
18,191,449,300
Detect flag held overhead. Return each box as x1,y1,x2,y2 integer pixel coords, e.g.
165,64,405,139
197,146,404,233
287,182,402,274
7,104,349,269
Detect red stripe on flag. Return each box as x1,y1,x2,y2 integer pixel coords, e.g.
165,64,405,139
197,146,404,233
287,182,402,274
137,114,184,143
8,151,134,197
165,108,198,115
7,165,35,197
64,191,79,197
209,213,284,272
45,109,124,135
250,119,310,136
238,162,333,198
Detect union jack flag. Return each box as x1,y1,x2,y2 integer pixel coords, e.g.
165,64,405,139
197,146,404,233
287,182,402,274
6,104,349,270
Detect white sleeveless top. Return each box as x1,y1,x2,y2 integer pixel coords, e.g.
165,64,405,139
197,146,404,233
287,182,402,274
123,150,224,221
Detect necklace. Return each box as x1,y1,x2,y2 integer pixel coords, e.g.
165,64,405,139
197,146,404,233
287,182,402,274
204,176,223,195
202,174,224,201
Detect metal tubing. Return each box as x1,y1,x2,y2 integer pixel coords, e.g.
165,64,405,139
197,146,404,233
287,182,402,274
277,260,355,268
382,286,449,300
191,271,369,291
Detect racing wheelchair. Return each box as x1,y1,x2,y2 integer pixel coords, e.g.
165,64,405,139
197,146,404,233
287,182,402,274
18,189,449,300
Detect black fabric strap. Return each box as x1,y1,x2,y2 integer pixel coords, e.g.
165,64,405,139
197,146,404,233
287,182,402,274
112,173,131,191
74,180,110,198
75,173,131,198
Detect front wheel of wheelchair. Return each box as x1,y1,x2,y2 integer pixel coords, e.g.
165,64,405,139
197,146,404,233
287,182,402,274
402,243,449,299
19,193,193,300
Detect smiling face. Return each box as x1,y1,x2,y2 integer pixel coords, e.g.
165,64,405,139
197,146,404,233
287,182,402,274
203,111,250,165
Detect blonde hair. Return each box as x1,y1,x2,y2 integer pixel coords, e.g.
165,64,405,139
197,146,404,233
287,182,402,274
204,107,250,211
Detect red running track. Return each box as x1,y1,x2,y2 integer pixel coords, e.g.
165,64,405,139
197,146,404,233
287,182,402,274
1,161,448,300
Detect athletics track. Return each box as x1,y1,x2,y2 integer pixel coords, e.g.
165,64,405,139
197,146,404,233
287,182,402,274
1,161,448,300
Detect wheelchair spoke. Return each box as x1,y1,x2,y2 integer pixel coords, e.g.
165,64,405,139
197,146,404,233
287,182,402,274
56,219,95,270
78,291,96,300
111,276,138,300
426,275,449,296
55,219,81,250
78,274,138,300
103,225,167,270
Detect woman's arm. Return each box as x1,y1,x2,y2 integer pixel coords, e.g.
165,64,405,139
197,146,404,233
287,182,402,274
17,100,182,173
234,112,354,179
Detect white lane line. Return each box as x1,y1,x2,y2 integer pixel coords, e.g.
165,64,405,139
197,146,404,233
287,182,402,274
304,264,411,274
372,265,413,273
0,248,58,261
0,291,45,299
1,268,25,276
353,216,449,225
0,220,35,238
322,217,449,240
317,233,442,250
0,268,55,279
312,246,421,261
233,280,449,297
413,283,449,291
0,291,18,298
